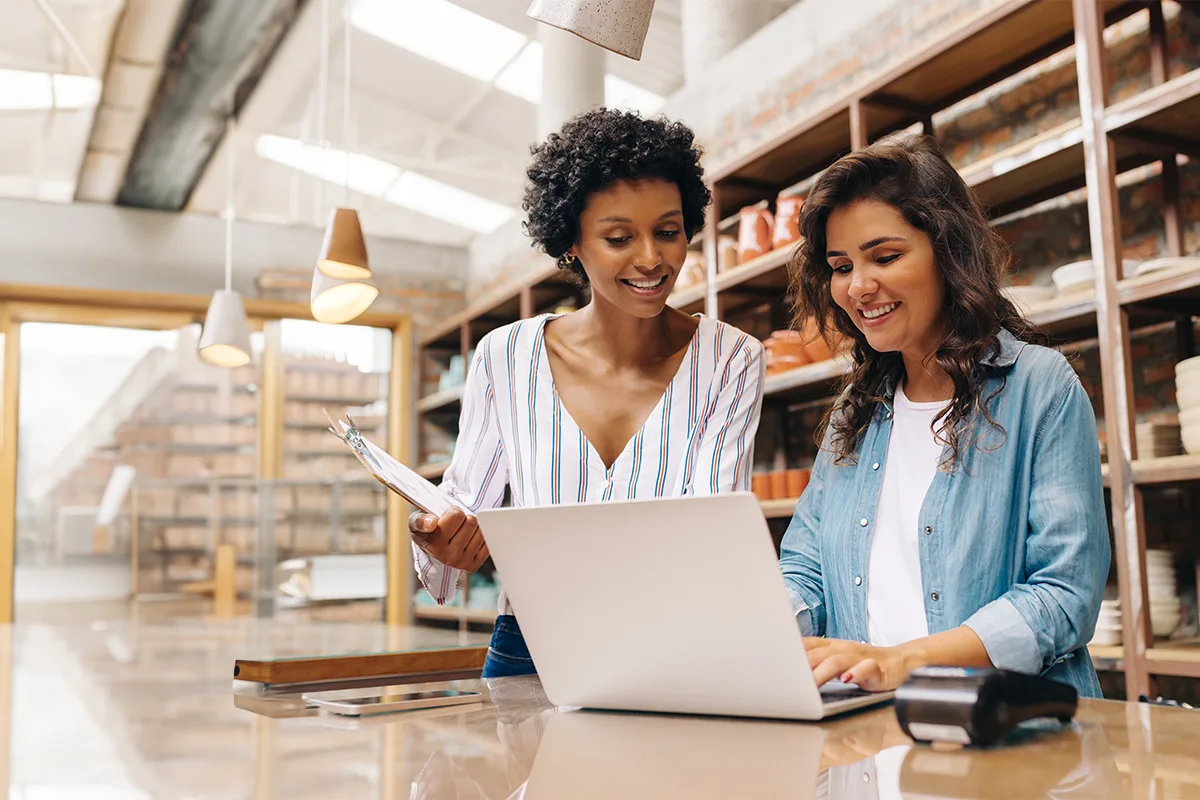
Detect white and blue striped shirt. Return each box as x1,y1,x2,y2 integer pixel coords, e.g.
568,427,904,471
415,313,766,610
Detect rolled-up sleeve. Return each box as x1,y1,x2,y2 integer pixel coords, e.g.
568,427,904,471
779,445,832,637
686,337,765,494
963,375,1109,674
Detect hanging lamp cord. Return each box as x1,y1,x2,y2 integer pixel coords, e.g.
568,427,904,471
225,113,236,292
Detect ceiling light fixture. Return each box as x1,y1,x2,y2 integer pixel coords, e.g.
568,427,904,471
311,0,378,321
198,113,252,368
525,0,657,61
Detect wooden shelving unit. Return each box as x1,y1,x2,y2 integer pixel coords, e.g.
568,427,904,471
405,0,1200,695
413,267,587,474
690,0,1199,699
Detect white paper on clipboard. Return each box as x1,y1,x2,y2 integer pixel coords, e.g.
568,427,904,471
326,412,460,517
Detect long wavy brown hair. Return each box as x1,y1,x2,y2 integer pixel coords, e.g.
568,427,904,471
791,134,1046,469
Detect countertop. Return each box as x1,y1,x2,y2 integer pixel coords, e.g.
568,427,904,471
6,618,1199,799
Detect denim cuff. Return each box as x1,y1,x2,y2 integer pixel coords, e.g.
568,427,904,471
962,597,1043,674
787,586,816,637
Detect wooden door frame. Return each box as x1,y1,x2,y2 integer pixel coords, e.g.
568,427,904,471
0,283,412,624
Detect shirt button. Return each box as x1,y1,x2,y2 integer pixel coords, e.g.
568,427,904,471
855,576,862,586
924,525,933,535
886,411,893,419
871,462,880,471
862,773,871,784
931,591,940,601
859,518,868,527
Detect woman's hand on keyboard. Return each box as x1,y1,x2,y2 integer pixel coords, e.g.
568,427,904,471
804,637,909,692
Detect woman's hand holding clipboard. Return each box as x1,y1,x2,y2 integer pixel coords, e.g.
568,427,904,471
326,412,489,573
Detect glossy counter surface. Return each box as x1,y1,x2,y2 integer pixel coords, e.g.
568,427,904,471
7,618,1200,799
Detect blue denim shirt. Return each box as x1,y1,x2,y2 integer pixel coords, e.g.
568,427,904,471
779,330,1109,698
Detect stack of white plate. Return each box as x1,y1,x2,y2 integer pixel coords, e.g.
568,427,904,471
1136,422,1182,458
1177,356,1200,453
1147,548,1182,638
1002,285,1055,315
1092,598,1122,646
1134,256,1200,278
1051,259,1140,296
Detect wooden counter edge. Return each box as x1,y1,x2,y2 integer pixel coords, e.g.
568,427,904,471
234,646,489,685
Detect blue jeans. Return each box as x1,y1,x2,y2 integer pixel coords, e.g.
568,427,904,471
482,615,538,678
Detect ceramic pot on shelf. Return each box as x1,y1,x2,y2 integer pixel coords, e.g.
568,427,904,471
737,205,774,263
773,195,804,251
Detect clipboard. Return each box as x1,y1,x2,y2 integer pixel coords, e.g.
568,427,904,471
325,411,461,517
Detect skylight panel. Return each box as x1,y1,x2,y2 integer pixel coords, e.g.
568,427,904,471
0,69,101,111
384,171,514,234
350,0,527,82
255,134,401,197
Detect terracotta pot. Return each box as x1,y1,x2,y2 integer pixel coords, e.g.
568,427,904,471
751,473,773,501
766,355,809,376
717,236,738,274
786,468,811,498
737,206,774,263
769,470,789,500
798,317,838,362
765,330,809,362
677,252,707,289
773,195,804,250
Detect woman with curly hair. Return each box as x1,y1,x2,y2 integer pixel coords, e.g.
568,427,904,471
408,108,765,678
780,134,1108,697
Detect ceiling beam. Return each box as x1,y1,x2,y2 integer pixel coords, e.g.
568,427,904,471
117,0,309,211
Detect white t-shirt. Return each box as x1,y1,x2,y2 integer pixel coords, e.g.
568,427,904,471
866,381,948,648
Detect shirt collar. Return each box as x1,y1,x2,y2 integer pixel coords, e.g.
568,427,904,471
881,329,1023,399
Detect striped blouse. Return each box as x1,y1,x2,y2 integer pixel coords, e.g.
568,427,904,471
414,313,766,612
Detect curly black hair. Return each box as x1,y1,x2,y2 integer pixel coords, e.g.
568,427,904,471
523,108,712,285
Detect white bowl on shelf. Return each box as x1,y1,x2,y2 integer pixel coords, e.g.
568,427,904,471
1176,356,1200,379
1051,259,1139,295
1177,372,1200,399
1148,585,1178,602
1135,256,1200,278
1178,389,1200,411
1051,260,1096,295
1091,628,1122,646
1152,610,1181,637
1003,285,1055,314
1146,549,1174,564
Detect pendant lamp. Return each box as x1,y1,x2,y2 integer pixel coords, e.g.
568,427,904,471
526,0,657,60
199,114,252,368
310,264,379,324
317,207,371,279
315,0,372,281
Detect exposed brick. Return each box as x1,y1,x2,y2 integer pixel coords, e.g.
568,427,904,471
1144,363,1176,386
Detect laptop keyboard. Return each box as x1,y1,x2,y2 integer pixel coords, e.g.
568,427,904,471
819,681,873,702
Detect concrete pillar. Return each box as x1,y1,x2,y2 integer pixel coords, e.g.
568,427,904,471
538,24,606,139
681,0,791,84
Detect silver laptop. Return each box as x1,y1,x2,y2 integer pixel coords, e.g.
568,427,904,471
479,492,893,720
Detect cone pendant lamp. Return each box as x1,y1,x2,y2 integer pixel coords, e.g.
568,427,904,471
199,114,252,369
526,0,657,60
310,264,378,324
314,0,373,283
199,289,252,367
317,206,371,279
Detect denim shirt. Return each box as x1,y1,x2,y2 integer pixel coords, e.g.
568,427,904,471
779,330,1109,698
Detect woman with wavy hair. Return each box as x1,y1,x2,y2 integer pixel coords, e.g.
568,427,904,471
408,108,765,678
780,134,1109,697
